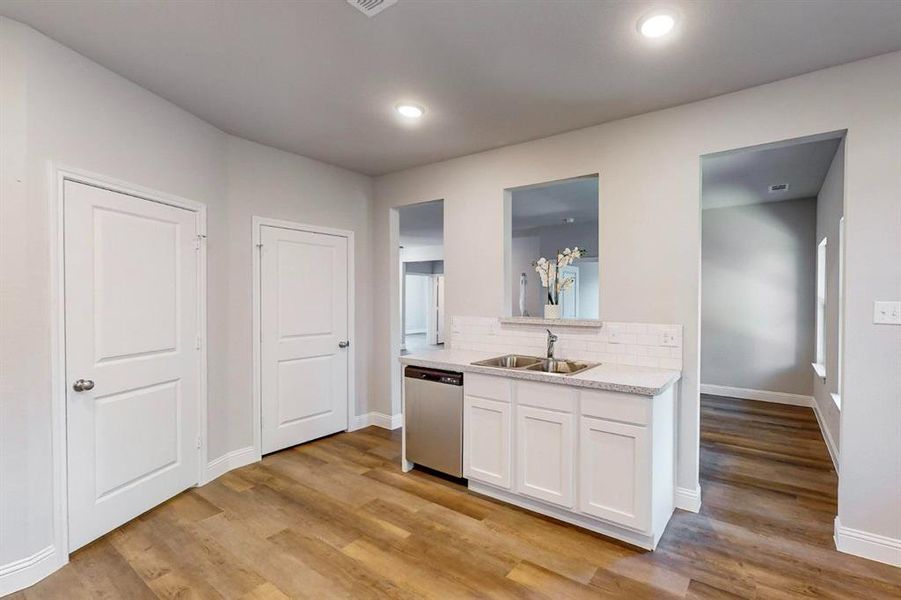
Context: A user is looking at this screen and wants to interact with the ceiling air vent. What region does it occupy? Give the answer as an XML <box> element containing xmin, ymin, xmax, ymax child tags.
<box><xmin>347</xmin><ymin>0</ymin><xmax>397</xmax><ymax>17</ymax></box>
<box><xmin>769</xmin><ymin>183</ymin><xmax>790</xmax><ymax>193</ymax></box>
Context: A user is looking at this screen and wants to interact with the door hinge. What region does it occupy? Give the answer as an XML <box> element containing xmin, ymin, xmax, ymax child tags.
<box><xmin>196</xmin><ymin>435</ymin><xmax>202</xmax><ymax>450</ymax></box>
<box><xmin>194</xmin><ymin>234</ymin><xmax>206</xmax><ymax>250</ymax></box>
<box><xmin>195</xmin><ymin>333</ymin><xmax>202</xmax><ymax>350</ymax></box>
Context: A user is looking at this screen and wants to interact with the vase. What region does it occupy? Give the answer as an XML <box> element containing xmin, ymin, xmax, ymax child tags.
<box><xmin>544</xmin><ymin>304</ymin><xmax>560</xmax><ymax>319</ymax></box>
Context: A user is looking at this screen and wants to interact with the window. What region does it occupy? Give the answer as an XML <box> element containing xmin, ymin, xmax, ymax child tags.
<box><xmin>814</xmin><ymin>237</ymin><xmax>827</xmax><ymax>377</ymax></box>
<box><xmin>834</xmin><ymin>218</ymin><xmax>844</xmax><ymax>408</ymax></box>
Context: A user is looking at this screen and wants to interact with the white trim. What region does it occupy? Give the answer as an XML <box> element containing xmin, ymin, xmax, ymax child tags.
<box><xmin>834</xmin><ymin>517</ymin><xmax>901</xmax><ymax>567</ymax></box>
<box><xmin>470</xmin><ymin>481</ymin><xmax>661</xmax><ymax>550</ymax></box>
<box><xmin>350</xmin><ymin>412</ymin><xmax>403</xmax><ymax>431</ymax></box>
<box><xmin>45</xmin><ymin>164</ymin><xmax>208</xmax><ymax>593</ymax></box>
<box><xmin>700</xmin><ymin>383</ymin><xmax>813</xmax><ymax>407</ymax></box>
<box><xmin>811</xmin><ymin>362</ymin><xmax>826</xmax><ymax>379</ymax></box>
<box><xmin>830</xmin><ymin>392</ymin><xmax>841</xmax><ymax>410</ymax></box>
<box><xmin>252</xmin><ymin>216</ymin><xmax>357</xmax><ymax>458</ymax></box>
<box><xmin>202</xmin><ymin>446</ymin><xmax>260</xmax><ymax>484</ymax></box>
<box><xmin>674</xmin><ymin>486</ymin><xmax>702</xmax><ymax>513</ymax></box>
<box><xmin>0</xmin><ymin>545</ymin><xmax>63</xmax><ymax>597</ymax></box>
<box><xmin>811</xmin><ymin>398</ymin><xmax>840</xmax><ymax>473</ymax></box>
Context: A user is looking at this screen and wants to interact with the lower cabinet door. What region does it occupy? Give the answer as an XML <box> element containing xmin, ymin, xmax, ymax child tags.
<box><xmin>579</xmin><ymin>416</ymin><xmax>650</xmax><ymax>531</ymax></box>
<box><xmin>515</xmin><ymin>406</ymin><xmax>574</xmax><ymax>508</ymax></box>
<box><xmin>464</xmin><ymin>395</ymin><xmax>512</xmax><ymax>488</ymax></box>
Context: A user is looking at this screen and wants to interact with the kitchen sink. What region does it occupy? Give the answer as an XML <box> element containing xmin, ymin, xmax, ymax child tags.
<box><xmin>471</xmin><ymin>354</ymin><xmax>542</xmax><ymax>369</ymax></box>
<box><xmin>471</xmin><ymin>354</ymin><xmax>598</xmax><ymax>376</ymax></box>
<box><xmin>524</xmin><ymin>358</ymin><xmax>595</xmax><ymax>375</ymax></box>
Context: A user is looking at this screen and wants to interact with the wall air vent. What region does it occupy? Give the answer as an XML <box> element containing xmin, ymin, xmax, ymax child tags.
<box><xmin>769</xmin><ymin>183</ymin><xmax>790</xmax><ymax>193</ymax></box>
<box><xmin>347</xmin><ymin>0</ymin><xmax>397</xmax><ymax>17</ymax></box>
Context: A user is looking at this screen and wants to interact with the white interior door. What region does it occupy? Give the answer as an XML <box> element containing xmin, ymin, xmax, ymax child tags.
<box><xmin>260</xmin><ymin>225</ymin><xmax>349</xmax><ymax>454</ymax></box>
<box><xmin>65</xmin><ymin>180</ymin><xmax>201</xmax><ymax>551</ymax></box>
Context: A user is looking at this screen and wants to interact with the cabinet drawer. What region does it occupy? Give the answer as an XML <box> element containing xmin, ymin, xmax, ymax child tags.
<box><xmin>580</xmin><ymin>388</ymin><xmax>649</xmax><ymax>425</ymax></box>
<box><xmin>515</xmin><ymin>380</ymin><xmax>577</xmax><ymax>413</ymax></box>
<box><xmin>465</xmin><ymin>373</ymin><xmax>512</xmax><ymax>403</ymax></box>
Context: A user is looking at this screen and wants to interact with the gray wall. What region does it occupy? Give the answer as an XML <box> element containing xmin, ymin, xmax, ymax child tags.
<box><xmin>702</xmin><ymin>198</ymin><xmax>817</xmax><ymax>396</ymax></box>
<box><xmin>0</xmin><ymin>17</ymin><xmax>374</xmax><ymax>574</ymax></box>
<box><xmin>813</xmin><ymin>139</ymin><xmax>844</xmax><ymax>457</ymax></box>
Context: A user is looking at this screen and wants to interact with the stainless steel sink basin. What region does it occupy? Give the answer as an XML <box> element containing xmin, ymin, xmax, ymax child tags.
<box><xmin>472</xmin><ymin>354</ymin><xmax>542</xmax><ymax>369</ymax></box>
<box><xmin>525</xmin><ymin>358</ymin><xmax>595</xmax><ymax>375</ymax></box>
<box><xmin>471</xmin><ymin>354</ymin><xmax>598</xmax><ymax>376</ymax></box>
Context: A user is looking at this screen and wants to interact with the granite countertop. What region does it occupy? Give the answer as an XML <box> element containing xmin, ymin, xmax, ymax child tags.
<box><xmin>399</xmin><ymin>349</ymin><xmax>680</xmax><ymax>397</ymax></box>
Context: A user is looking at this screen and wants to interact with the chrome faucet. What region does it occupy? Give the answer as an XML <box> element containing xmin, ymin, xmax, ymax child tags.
<box><xmin>546</xmin><ymin>329</ymin><xmax>558</xmax><ymax>360</ymax></box>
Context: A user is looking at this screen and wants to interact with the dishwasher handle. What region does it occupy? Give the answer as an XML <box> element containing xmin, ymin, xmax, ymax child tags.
<box><xmin>404</xmin><ymin>366</ymin><xmax>463</xmax><ymax>386</ymax></box>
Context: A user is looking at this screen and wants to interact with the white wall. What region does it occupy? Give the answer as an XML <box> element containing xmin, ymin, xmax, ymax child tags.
<box><xmin>372</xmin><ymin>50</ymin><xmax>901</xmax><ymax>556</ymax></box>
<box><xmin>701</xmin><ymin>198</ymin><xmax>817</xmax><ymax>396</ymax></box>
<box><xmin>813</xmin><ymin>139</ymin><xmax>845</xmax><ymax>459</ymax></box>
<box><xmin>0</xmin><ymin>17</ymin><xmax>374</xmax><ymax>591</ymax></box>
<box><xmin>404</xmin><ymin>274</ymin><xmax>429</xmax><ymax>333</ymax></box>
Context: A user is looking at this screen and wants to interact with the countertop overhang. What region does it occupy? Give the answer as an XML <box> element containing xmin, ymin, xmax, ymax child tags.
<box><xmin>399</xmin><ymin>349</ymin><xmax>680</xmax><ymax>397</ymax></box>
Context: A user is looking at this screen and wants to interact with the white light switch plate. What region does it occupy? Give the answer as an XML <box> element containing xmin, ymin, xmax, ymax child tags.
<box><xmin>873</xmin><ymin>300</ymin><xmax>901</xmax><ymax>325</ymax></box>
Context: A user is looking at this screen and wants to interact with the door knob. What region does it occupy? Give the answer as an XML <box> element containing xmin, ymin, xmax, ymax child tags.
<box><xmin>338</xmin><ymin>340</ymin><xmax>350</xmax><ymax>348</ymax></box>
<box><xmin>72</xmin><ymin>379</ymin><xmax>94</xmax><ymax>392</ymax></box>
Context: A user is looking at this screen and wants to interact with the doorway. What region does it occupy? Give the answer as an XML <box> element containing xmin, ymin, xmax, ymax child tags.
<box><xmin>397</xmin><ymin>200</ymin><xmax>445</xmax><ymax>355</ymax></box>
<box><xmin>700</xmin><ymin>131</ymin><xmax>845</xmax><ymax>472</ymax></box>
<box><xmin>253</xmin><ymin>218</ymin><xmax>355</xmax><ymax>455</ymax></box>
<box><xmin>61</xmin><ymin>175</ymin><xmax>206</xmax><ymax>552</ymax></box>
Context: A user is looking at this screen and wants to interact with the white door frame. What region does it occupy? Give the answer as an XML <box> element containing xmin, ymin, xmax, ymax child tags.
<box><xmin>49</xmin><ymin>164</ymin><xmax>208</xmax><ymax>563</ymax></box>
<box><xmin>251</xmin><ymin>216</ymin><xmax>356</xmax><ymax>456</ymax></box>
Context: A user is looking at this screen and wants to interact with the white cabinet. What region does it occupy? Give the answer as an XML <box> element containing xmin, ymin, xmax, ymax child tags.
<box><xmin>464</xmin><ymin>385</ymin><xmax>512</xmax><ymax>488</ymax></box>
<box><xmin>516</xmin><ymin>405</ymin><xmax>574</xmax><ymax>508</ymax></box>
<box><xmin>579</xmin><ymin>416</ymin><xmax>649</xmax><ymax>531</ymax></box>
<box><xmin>462</xmin><ymin>372</ymin><xmax>675</xmax><ymax>550</ymax></box>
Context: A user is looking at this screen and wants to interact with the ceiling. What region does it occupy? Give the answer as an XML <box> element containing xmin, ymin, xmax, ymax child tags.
<box><xmin>399</xmin><ymin>199</ymin><xmax>442</xmax><ymax>247</ymax></box>
<box><xmin>512</xmin><ymin>176</ymin><xmax>598</xmax><ymax>232</ymax></box>
<box><xmin>3</xmin><ymin>2</ymin><xmax>900</xmax><ymax>176</ymax></box>
<box><xmin>702</xmin><ymin>137</ymin><xmax>841</xmax><ymax>210</ymax></box>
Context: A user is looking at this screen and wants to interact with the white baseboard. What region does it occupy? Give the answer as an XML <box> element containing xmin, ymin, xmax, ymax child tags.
<box><xmin>203</xmin><ymin>446</ymin><xmax>259</xmax><ymax>484</ymax></box>
<box><xmin>0</xmin><ymin>545</ymin><xmax>63</xmax><ymax>597</ymax></box>
<box><xmin>674</xmin><ymin>486</ymin><xmax>702</xmax><ymax>513</ymax></box>
<box><xmin>700</xmin><ymin>383</ymin><xmax>813</xmax><ymax>407</ymax></box>
<box><xmin>471</xmin><ymin>481</ymin><xmax>660</xmax><ymax>550</ymax></box>
<box><xmin>835</xmin><ymin>517</ymin><xmax>901</xmax><ymax>567</ymax></box>
<box><xmin>350</xmin><ymin>411</ymin><xmax>403</xmax><ymax>431</ymax></box>
<box><xmin>810</xmin><ymin>398</ymin><xmax>839</xmax><ymax>473</ymax></box>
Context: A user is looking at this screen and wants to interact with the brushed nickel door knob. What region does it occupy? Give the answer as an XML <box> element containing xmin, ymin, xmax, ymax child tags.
<box><xmin>72</xmin><ymin>379</ymin><xmax>95</xmax><ymax>392</ymax></box>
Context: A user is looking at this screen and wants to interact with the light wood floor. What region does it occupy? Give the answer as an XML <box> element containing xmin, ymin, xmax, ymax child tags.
<box><xmin>10</xmin><ymin>395</ymin><xmax>901</xmax><ymax>599</ymax></box>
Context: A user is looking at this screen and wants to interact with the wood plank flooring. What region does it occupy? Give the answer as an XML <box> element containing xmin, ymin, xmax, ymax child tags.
<box><xmin>10</xmin><ymin>395</ymin><xmax>901</xmax><ymax>599</ymax></box>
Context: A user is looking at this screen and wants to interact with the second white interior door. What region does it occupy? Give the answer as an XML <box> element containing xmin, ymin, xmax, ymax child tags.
<box><xmin>260</xmin><ymin>225</ymin><xmax>349</xmax><ymax>454</ymax></box>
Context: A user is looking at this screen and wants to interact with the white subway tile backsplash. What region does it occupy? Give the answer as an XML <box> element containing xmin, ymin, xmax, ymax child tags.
<box><xmin>448</xmin><ymin>315</ymin><xmax>682</xmax><ymax>371</ymax></box>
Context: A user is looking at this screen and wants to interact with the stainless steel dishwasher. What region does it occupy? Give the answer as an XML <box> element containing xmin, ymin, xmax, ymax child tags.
<box><xmin>404</xmin><ymin>366</ymin><xmax>464</xmax><ymax>477</ymax></box>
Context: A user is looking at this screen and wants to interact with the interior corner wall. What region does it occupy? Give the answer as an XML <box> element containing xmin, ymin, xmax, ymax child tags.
<box><xmin>372</xmin><ymin>50</ymin><xmax>901</xmax><ymax>551</ymax></box>
<box><xmin>813</xmin><ymin>139</ymin><xmax>845</xmax><ymax>458</ymax></box>
<box><xmin>0</xmin><ymin>17</ymin><xmax>374</xmax><ymax>591</ymax></box>
<box><xmin>701</xmin><ymin>198</ymin><xmax>817</xmax><ymax>396</ymax></box>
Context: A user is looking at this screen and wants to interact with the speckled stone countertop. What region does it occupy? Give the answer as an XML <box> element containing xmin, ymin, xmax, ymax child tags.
<box><xmin>399</xmin><ymin>349</ymin><xmax>680</xmax><ymax>397</ymax></box>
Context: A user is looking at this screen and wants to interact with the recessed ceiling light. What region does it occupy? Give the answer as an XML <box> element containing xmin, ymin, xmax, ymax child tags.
<box><xmin>638</xmin><ymin>11</ymin><xmax>676</xmax><ymax>39</ymax></box>
<box><xmin>396</xmin><ymin>103</ymin><xmax>425</xmax><ymax>119</ymax></box>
